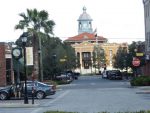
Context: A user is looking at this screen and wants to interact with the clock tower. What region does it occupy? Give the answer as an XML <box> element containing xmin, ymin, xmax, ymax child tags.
<box><xmin>78</xmin><ymin>7</ymin><xmax>93</xmax><ymax>34</ymax></box>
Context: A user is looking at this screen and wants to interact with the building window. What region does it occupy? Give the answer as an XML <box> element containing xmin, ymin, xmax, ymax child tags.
<box><xmin>83</xmin><ymin>52</ymin><xmax>89</xmax><ymax>58</ymax></box>
<box><xmin>79</xmin><ymin>22</ymin><xmax>82</xmax><ymax>29</ymax></box>
<box><xmin>6</xmin><ymin>58</ymin><xmax>11</xmax><ymax>85</ymax></box>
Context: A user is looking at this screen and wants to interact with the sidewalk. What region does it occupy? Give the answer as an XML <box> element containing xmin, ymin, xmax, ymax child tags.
<box><xmin>135</xmin><ymin>86</ymin><xmax>150</xmax><ymax>94</ymax></box>
<box><xmin>0</xmin><ymin>103</ymin><xmax>39</xmax><ymax>108</ymax></box>
<box><xmin>0</xmin><ymin>98</ymin><xmax>40</xmax><ymax>108</ymax></box>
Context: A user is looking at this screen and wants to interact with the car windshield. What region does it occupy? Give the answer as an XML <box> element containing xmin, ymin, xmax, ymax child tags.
<box><xmin>37</xmin><ymin>81</ymin><xmax>48</xmax><ymax>87</ymax></box>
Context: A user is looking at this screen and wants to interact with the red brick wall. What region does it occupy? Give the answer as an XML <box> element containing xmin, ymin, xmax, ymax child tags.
<box><xmin>141</xmin><ymin>61</ymin><xmax>150</xmax><ymax>76</ymax></box>
<box><xmin>0</xmin><ymin>43</ymin><xmax>6</xmax><ymax>86</ymax></box>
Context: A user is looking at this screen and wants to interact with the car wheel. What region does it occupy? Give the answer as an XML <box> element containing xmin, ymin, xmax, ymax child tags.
<box><xmin>0</xmin><ymin>92</ymin><xmax>8</xmax><ymax>100</ymax></box>
<box><xmin>36</xmin><ymin>91</ymin><xmax>45</xmax><ymax>99</ymax></box>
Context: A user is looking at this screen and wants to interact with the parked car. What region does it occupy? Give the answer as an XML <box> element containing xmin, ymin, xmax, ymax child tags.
<box><xmin>56</xmin><ymin>72</ymin><xmax>73</xmax><ymax>82</ymax></box>
<box><xmin>0</xmin><ymin>81</ymin><xmax>56</xmax><ymax>100</ymax></box>
<box><xmin>102</xmin><ymin>70</ymin><xmax>111</xmax><ymax>78</ymax></box>
<box><xmin>56</xmin><ymin>71</ymin><xmax>80</xmax><ymax>82</ymax></box>
<box><xmin>72</xmin><ymin>72</ymin><xmax>80</xmax><ymax>80</ymax></box>
<box><xmin>66</xmin><ymin>71</ymin><xmax>80</xmax><ymax>80</ymax></box>
<box><xmin>107</xmin><ymin>70</ymin><xmax>122</xmax><ymax>80</ymax></box>
<box><xmin>0</xmin><ymin>85</ymin><xmax>14</xmax><ymax>100</ymax></box>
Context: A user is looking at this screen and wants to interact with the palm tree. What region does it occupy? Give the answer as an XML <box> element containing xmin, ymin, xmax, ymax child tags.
<box><xmin>15</xmin><ymin>8</ymin><xmax>55</xmax><ymax>81</ymax></box>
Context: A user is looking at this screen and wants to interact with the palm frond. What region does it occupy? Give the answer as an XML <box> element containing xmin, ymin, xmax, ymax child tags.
<box><xmin>19</xmin><ymin>13</ymin><xmax>27</xmax><ymax>19</ymax></box>
<box><xmin>39</xmin><ymin>10</ymin><xmax>48</xmax><ymax>21</ymax></box>
<box><xmin>46</xmin><ymin>20</ymin><xmax>55</xmax><ymax>27</ymax></box>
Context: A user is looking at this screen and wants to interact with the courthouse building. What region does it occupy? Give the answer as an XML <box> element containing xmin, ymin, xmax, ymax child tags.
<box><xmin>64</xmin><ymin>7</ymin><xmax>128</xmax><ymax>73</ymax></box>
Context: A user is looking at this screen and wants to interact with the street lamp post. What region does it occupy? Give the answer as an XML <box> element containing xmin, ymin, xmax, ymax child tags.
<box><xmin>52</xmin><ymin>54</ymin><xmax>56</xmax><ymax>79</ymax></box>
<box><xmin>21</xmin><ymin>32</ymin><xmax>28</xmax><ymax>104</ymax></box>
<box><xmin>64</xmin><ymin>56</ymin><xmax>67</xmax><ymax>79</ymax></box>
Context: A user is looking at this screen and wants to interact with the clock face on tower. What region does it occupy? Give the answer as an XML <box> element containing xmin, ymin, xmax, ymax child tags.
<box><xmin>12</xmin><ymin>48</ymin><xmax>22</xmax><ymax>59</ymax></box>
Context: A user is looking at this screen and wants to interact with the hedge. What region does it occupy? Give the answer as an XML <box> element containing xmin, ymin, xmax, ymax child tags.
<box><xmin>130</xmin><ymin>76</ymin><xmax>150</xmax><ymax>86</ymax></box>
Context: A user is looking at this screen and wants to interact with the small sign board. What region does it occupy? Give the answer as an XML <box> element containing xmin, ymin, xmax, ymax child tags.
<box><xmin>60</xmin><ymin>59</ymin><xmax>66</xmax><ymax>62</ymax></box>
<box><xmin>136</xmin><ymin>53</ymin><xmax>144</xmax><ymax>57</ymax></box>
<box><xmin>26</xmin><ymin>47</ymin><xmax>33</xmax><ymax>66</ymax></box>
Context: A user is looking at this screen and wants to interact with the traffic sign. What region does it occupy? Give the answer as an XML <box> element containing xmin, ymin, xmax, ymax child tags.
<box><xmin>60</xmin><ymin>59</ymin><xmax>66</xmax><ymax>62</ymax></box>
<box><xmin>132</xmin><ymin>58</ymin><xmax>140</xmax><ymax>67</ymax></box>
<box><xmin>136</xmin><ymin>53</ymin><xmax>144</xmax><ymax>57</ymax></box>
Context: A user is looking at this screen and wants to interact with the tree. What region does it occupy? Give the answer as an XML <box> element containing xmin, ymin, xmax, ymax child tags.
<box><xmin>15</xmin><ymin>8</ymin><xmax>55</xmax><ymax>81</ymax></box>
<box><xmin>128</xmin><ymin>41</ymin><xmax>145</xmax><ymax>76</ymax></box>
<box><xmin>113</xmin><ymin>46</ymin><xmax>128</xmax><ymax>70</ymax></box>
<box><xmin>93</xmin><ymin>45</ymin><xmax>106</xmax><ymax>73</ymax></box>
<box><xmin>41</xmin><ymin>37</ymin><xmax>76</xmax><ymax>80</ymax></box>
<box><xmin>113</xmin><ymin>41</ymin><xmax>145</xmax><ymax>72</ymax></box>
<box><xmin>63</xmin><ymin>42</ymin><xmax>76</xmax><ymax>71</ymax></box>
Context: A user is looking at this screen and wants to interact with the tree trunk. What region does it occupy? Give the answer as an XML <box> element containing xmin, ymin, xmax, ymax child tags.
<box><xmin>32</xmin><ymin>34</ymin><xmax>39</xmax><ymax>80</ymax></box>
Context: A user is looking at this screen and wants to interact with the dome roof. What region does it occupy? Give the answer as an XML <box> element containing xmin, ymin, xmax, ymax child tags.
<box><xmin>78</xmin><ymin>7</ymin><xmax>93</xmax><ymax>21</ymax></box>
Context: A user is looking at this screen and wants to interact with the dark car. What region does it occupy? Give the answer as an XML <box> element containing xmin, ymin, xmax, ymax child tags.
<box><xmin>56</xmin><ymin>71</ymin><xmax>79</xmax><ymax>82</ymax></box>
<box><xmin>72</xmin><ymin>72</ymin><xmax>80</xmax><ymax>80</ymax></box>
<box><xmin>0</xmin><ymin>85</ymin><xmax>14</xmax><ymax>100</ymax></box>
<box><xmin>56</xmin><ymin>72</ymin><xmax>73</xmax><ymax>83</ymax></box>
<box><xmin>107</xmin><ymin>70</ymin><xmax>122</xmax><ymax>80</ymax></box>
<box><xmin>0</xmin><ymin>81</ymin><xmax>56</xmax><ymax>100</ymax></box>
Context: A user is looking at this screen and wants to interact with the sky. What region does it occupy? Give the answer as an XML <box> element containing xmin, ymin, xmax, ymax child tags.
<box><xmin>0</xmin><ymin>0</ymin><xmax>145</xmax><ymax>44</ymax></box>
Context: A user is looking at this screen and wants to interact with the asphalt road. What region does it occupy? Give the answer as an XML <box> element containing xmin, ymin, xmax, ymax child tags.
<box><xmin>0</xmin><ymin>75</ymin><xmax>150</xmax><ymax>113</ymax></box>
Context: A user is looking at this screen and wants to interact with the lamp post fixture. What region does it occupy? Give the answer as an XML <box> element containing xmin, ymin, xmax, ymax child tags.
<box><xmin>21</xmin><ymin>32</ymin><xmax>28</xmax><ymax>104</ymax></box>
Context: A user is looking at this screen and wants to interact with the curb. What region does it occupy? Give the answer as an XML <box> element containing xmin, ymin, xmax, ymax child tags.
<box><xmin>135</xmin><ymin>86</ymin><xmax>150</xmax><ymax>94</ymax></box>
<box><xmin>136</xmin><ymin>90</ymin><xmax>150</xmax><ymax>94</ymax></box>
<box><xmin>136</xmin><ymin>86</ymin><xmax>150</xmax><ymax>89</ymax></box>
<box><xmin>0</xmin><ymin>103</ymin><xmax>39</xmax><ymax>108</ymax></box>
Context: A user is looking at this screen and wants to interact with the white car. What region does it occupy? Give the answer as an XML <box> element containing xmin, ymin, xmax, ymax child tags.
<box><xmin>102</xmin><ymin>70</ymin><xmax>111</xmax><ymax>78</ymax></box>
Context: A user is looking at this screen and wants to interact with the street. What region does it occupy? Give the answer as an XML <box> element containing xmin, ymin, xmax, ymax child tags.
<box><xmin>0</xmin><ymin>75</ymin><xmax>150</xmax><ymax>113</ymax></box>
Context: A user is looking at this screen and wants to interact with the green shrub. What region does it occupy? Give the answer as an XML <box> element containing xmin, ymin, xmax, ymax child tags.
<box><xmin>55</xmin><ymin>80</ymin><xmax>71</xmax><ymax>85</ymax></box>
<box><xmin>130</xmin><ymin>76</ymin><xmax>150</xmax><ymax>86</ymax></box>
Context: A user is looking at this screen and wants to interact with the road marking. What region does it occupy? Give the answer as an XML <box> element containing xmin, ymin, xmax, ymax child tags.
<box><xmin>46</xmin><ymin>90</ymin><xmax>70</xmax><ymax>106</ymax></box>
<box><xmin>30</xmin><ymin>90</ymin><xmax>70</xmax><ymax>113</ymax></box>
<box><xmin>30</xmin><ymin>108</ymin><xmax>43</xmax><ymax>113</ymax></box>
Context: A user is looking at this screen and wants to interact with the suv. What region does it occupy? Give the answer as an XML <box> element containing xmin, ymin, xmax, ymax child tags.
<box><xmin>107</xmin><ymin>70</ymin><xmax>122</xmax><ymax>80</ymax></box>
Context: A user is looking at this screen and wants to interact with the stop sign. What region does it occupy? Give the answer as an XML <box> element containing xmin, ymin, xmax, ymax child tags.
<box><xmin>132</xmin><ymin>58</ymin><xmax>140</xmax><ymax>66</ymax></box>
